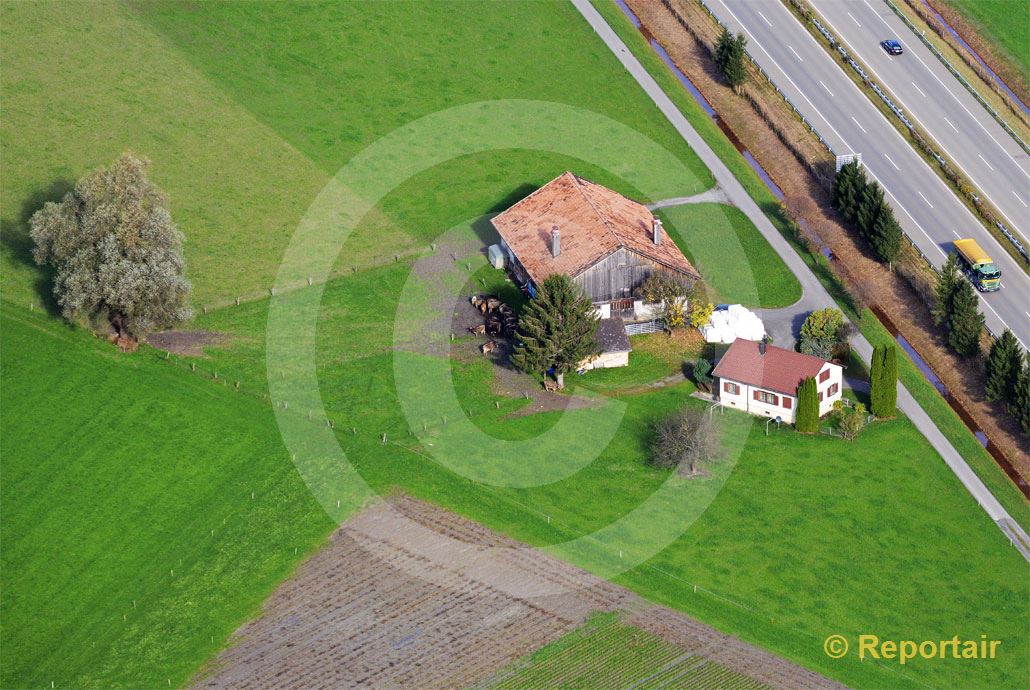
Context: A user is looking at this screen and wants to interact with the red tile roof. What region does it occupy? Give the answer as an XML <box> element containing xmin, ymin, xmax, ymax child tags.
<box><xmin>490</xmin><ymin>172</ymin><xmax>699</xmax><ymax>285</ymax></box>
<box><xmin>712</xmin><ymin>338</ymin><xmax>833</xmax><ymax>396</ymax></box>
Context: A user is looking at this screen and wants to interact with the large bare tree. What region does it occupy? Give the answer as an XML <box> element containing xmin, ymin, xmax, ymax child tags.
<box><xmin>30</xmin><ymin>153</ymin><xmax>191</xmax><ymax>342</ymax></box>
<box><xmin>650</xmin><ymin>407</ymin><xmax>721</xmax><ymax>476</ymax></box>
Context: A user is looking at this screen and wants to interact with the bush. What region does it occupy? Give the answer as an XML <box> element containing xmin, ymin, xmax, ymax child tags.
<box><xmin>870</xmin><ymin>344</ymin><xmax>898</xmax><ymax>418</ymax></box>
<box><xmin>833</xmin><ymin>400</ymin><xmax>868</xmax><ymax>440</ymax></box>
<box><xmin>693</xmin><ymin>357</ymin><xmax>713</xmax><ymax>390</ymax></box>
<box><xmin>795</xmin><ymin>377</ymin><xmax>819</xmax><ymax>433</ymax></box>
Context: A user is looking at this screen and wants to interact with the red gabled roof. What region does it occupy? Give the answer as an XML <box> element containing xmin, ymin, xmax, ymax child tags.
<box><xmin>712</xmin><ymin>338</ymin><xmax>833</xmax><ymax>396</ymax></box>
<box><xmin>489</xmin><ymin>172</ymin><xmax>699</xmax><ymax>285</ymax></box>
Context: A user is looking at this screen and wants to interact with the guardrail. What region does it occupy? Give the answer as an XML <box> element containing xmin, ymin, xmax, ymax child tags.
<box><xmin>883</xmin><ymin>0</ymin><xmax>1030</xmax><ymax>157</ymax></box>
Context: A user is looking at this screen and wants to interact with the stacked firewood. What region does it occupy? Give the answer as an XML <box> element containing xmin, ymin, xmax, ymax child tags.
<box><xmin>469</xmin><ymin>294</ymin><xmax>517</xmax><ymax>354</ymax></box>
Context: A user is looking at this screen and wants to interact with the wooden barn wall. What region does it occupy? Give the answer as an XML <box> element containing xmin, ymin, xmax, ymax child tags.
<box><xmin>574</xmin><ymin>248</ymin><xmax>678</xmax><ymax>303</ymax></box>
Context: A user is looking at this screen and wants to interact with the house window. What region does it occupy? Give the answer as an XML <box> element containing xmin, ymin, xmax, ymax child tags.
<box><xmin>819</xmin><ymin>369</ymin><xmax>831</xmax><ymax>383</ymax></box>
<box><xmin>753</xmin><ymin>389</ymin><xmax>778</xmax><ymax>406</ymax></box>
<box><xmin>782</xmin><ymin>397</ymin><xmax>792</xmax><ymax>410</ymax></box>
<box><xmin>723</xmin><ymin>381</ymin><xmax>740</xmax><ymax>395</ymax></box>
<box><xmin>818</xmin><ymin>391</ymin><xmax>824</xmax><ymax>402</ymax></box>
<box><xmin>827</xmin><ymin>383</ymin><xmax>839</xmax><ymax>396</ymax></box>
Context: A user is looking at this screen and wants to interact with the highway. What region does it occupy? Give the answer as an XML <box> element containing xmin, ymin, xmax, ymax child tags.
<box><xmin>703</xmin><ymin>0</ymin><xmax>1030</xmax><ymax>347</ymax></box>
<box><xmin>809</xmin><ymin>0</ymin><xmax>1030</xmax><ymax>241</ymax></box>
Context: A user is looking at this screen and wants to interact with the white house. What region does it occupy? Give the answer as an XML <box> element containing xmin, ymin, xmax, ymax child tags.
<box><xmin>711</xmin><ymin>338</ymin><xmax>843</xmax><ymax>424</ymax></box>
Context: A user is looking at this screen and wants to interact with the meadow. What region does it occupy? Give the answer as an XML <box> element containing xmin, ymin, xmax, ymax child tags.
<box><xmin>945</xmin><ymin>0</ymin><xmax>1030</xmax><ymax>80</ymax></box>
<box><xmin>3</xmin><ymin>0</ymin><xmax>1028</xmax><ymax>688</ymax></box>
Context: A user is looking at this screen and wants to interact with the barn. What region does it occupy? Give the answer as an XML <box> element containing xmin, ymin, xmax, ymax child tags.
<box><xmin>490</xmin><ymin>171</ymin><xmax>700</xmax><ymax>322</ymax></box>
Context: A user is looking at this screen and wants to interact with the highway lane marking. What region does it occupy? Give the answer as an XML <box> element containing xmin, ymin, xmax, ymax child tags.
<box><xmin>943</xmin><ymin>116</ymin><xmax>959</xmax><ymax>132</ymax></box>
<box><xmin>1013</xmin><ymin>190</ymin><xmax>1028</xmax><ymax>207</ymax></box>
<box><xmin>977</xmin><ymin>154</ymin><xmax>995</xmax><ymax>171</ymax></box>
<box><xmin>884</xmin><ymin>153</ymin><xmax>900</xmax><ymax>170</ymax></box>
<box><xmin>911</xmin><ymin>81</ymin><xmax>927</xmax><ymax>98</ymax></box>
<box><xmin>819</xmin><ymin>80</ymin><xmax>834</xmax><ymax>97</ymax></box>
<box><xmin>918</xmin><ymin>191</ymin><xmax>934</xmax><ymax>208</ymax></box>
<box><xmin>951</xmin><ymin>230</ymin><xmax>961</xmax><ymax>238</ymax></box>
<box><xmin>788</xmin><ymin>45</ymin><xmax>804</xmax><ymax>62</ymax></box>
<box><xmin>748</xmin><ymin>0</ymin><xmax>1026</xmax><ymax>348</ymax></box>
<box><xmin>851</xmin><ymin>116</ymin><xmax>866</xmax><ymax>133</ymax></box>
<box><xmin>846</xmin><ymin>11</ymin><xmax>861</xmax><ymax>27</ymax></box>
<box><xmin>756</xmin><ymin>10</ymin><xmax>773</xmax><ymax>27</ymax></box>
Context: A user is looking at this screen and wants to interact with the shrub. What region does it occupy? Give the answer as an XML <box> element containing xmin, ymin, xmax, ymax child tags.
<box><xmin>650</xmin><ymin>407</ymin><xmax>722</xmax><ymax>475</ymax></box>
<box><xmin>795</xmin><ymin>377</ymin><xmax>819</xmax><ymax>433</ymax></box>
<box><xmin>870</xmin><ymin>344</ymin><xmax>898</xmax><ymax>418</ymax></box>
<box><xmin>833</xmin><ymin>400</ymin><xmax>868</xmax><ymax>440</ymax></box>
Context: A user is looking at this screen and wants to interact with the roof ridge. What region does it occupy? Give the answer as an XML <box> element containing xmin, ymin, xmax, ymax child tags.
<box><xmin>568</xmin><ymin>172</ymin><xmax>626</xmax><ymax>249</ymax></box>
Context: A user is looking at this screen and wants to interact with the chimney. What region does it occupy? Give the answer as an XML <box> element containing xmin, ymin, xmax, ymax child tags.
<box><xmin>758</xmin><ymin>340</ymin><xmax>767</xmax><ymax>355</ymax></box>
<box><xmin>551</xmin><ymin>226</ymin><xmax>560</xmax><ymax>257</ymax></box>
<box><xmin>652</xmin><ymin>218</ymin><xmax>662</xmax><ymax>246</ymax></box>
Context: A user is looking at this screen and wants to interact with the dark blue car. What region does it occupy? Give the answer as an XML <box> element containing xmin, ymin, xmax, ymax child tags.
<box><xmin>880</xmin><ymin>39</ymin><xmax>903</xmax><ymax>55</ymax></box>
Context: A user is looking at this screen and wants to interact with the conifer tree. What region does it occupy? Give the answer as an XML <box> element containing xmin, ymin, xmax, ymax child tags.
<box><xmin>715</xmin><ymin>28</ymin><xmax>748</xmax><ymax>92</ymax></box>
<box><xmin>856</xmin><ymin>180</ymin><xmax>884</xmax><ymax>237</ymax></box>
<box><xmin>831</xmin><ymin>161</ymin><xmax>861</xmax><ymax>221</ymax></box>
<box><xmin>1010</xmin><ymin>356</ymin><xmax>1030</xmax><ymax>434</ymax></box>
<box><xmin>795</xmin><ymin>377</ymin><xmax>820</xmax><ymax>433</ymax></box>
<box><xmin>511</xmin><ymin>274</ymin><xmax>600</xmax><ymax>389</ymax></box>
<box><xmin>932</xmin><ymin>252</ymin><xmax>961</xmax><ymax>327</ymax></box>
<box><xmin>945</xmin><ymin>278</ymin><xmax>985</xmax><ymax>357</ymax></box>
<box><xmin>985</xmin><ymin>329</ymin><xmax>1021</xmax><ymax>403</ymax></box>
<box><xmin>870</xmin><ymin>344</ymin><xmax>897</xmax><ymax>418</ymax></box>
<box><xmin>869</xmin><ymin>208</ymin><xmax>903</xmax><ymax>265</ymax></box>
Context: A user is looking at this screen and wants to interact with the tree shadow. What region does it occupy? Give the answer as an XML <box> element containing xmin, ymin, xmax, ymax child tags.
<box><xmin>488</xmin><ymin>183</ymin><xmax>538</xmax><ymax>214</ymax></box>
<box><xmin>0</xmin><ymin>178</ymin><xmax>74</xmax><ymax>312</ymax></box>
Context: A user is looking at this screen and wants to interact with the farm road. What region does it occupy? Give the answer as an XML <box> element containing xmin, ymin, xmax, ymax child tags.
<box><xmin>190</xmin><ymin>497</ymin><xmax>844</xmax><ymax>689</ymax></box>
<box><xmin>571</xmin><ymin>0</ymin><xmax>1030</xmax><ymax>560</ymax></box>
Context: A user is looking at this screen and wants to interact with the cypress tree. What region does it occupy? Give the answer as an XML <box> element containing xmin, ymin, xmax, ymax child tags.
<box><xmin>795</xmin><ymin>377</ymin><xmax>820</xmax><ymax>433</ymax></box>
<box><xmin>510</xmin><ymin>274</ymin><xmax>600</xmax><ymax>389</ymax></box>
<box><xmin>985</xmin><ymin>330</ymin><xmax>1022</xmax><ymax>403</ymax></box>
<box><xmin>870</xmin><ymin>344</ymin><xmax>897</xmax><ymax>418</ymax></box>
<box><xmin>1010</xmin><ymin>356</ymin><xmax>1030</xmax><ymax>434</ymax></box>
<box><xmin>932</xmin><ymin>252</ymin><xmax>961</xmax><ymax>327</ymax></box>
<box><xmin>945</xmin><ymin>279</ymin><xmax>985</xmax><ymax>357</ymax></box>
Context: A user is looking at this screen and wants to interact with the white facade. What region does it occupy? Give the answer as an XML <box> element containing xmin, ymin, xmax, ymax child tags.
<box><xmin>580</xmin><ymin>350</ymin><xmax>630</xmax><ymax>370</ymax></box>
<box><xmin>717</xmin><ymin>362</ymin><xmax>843</xmax><ymax>424</ymax></box>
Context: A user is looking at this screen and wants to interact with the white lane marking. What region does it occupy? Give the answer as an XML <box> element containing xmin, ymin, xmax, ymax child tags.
<box><xmin>918</xmin><ymin>191</ymin><xmax>934</xmax><ymax>208</ymax></box>
<box><xmin>911</xmin><ymin>81</ymin><xmax>927</xmax><ymax>98</ymax></box>
<box><xmin>788</xmin><ymin>45</ymin><xmax>804</xmax><ymax>62</ymax></box>
<box><xmin>851</xmin><ymin>116</ymin><xmax>867</xmax><ymax>133</ymax></box>
<box><xmin>756</xmin><ymin>10</ymin><xmax>772</xmax><ymax>27</ymax></box>
<box><xmin>884</xmin><ymin>153</ymin><xmax>900</xmax><ymax>170</ymax></box>
<box><xmin>943</xmin><ymin>116</ymin><xmax>959</xmax><ymax>132</ymax></box>
<box><xmin>977</xmin><ymin>154</ymin><xmax>995</xmax><ymax>171</ymax></box>
<box><xmin>847</xmin><ymin>11</ymin><xmax>861</xmax><ymax>27</ymax></box>
<box><xmin>952</xmin><ymin>230</ymin><xmax>961</xmax><ymax>238</ymax></box>
<box><xmin>819</xmin><ymin>80</ymin><xmax>834</xmax><ymax>97</ymax></box>
<box><xmin>1013</xmin><ymin>190</ymin><xmax>1029</xmax><ymax>207</ymax></box>
<box><xmin>742</xmin><ymin>0</ymin><xmax>1026</xmax><ymax>349</ymax></box>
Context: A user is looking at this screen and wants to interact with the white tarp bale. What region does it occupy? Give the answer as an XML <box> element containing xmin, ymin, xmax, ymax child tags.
<box><xmin>701</xmin><ymin>304</ymin><xmax>765</xmax><ymax>343</ymax></box>
<box><xmin>487</xmin><ymin>244</ymin><xmax>506</xmax><ymax>269</ymax></box>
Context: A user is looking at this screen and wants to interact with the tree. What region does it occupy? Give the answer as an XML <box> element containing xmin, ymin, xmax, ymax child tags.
<box><xmin>799</xmin><ymin>308</ymin><xmax>847</xmax><ymax>359</ymax></box>
<box><xmin>855</xmin><ymin>179</ymin><xmax>884</xmax><ymax>236</ymax></box>
<box><xmin>650</xmin><ymin>407</ymin><xmax>721</xmax><ymax>475</ymax></box>
<box><xmin>715</xmin><ymin>28</ymin><xmax>748</xmax><ymax>93</ymax></box>
<box><xmin>795</xmin><ymin>377</ymin><xmax>820</xmax><ymax>433</ymax></box>
<box><xmin>798</xmin><ymin>336</ymin><xmax>833</xmax><ymax>360</ymax></box>
<box><xmin>945</xmin><ymin>279</ymin><xmax>985</xmax><ymax>357</ymax></box>
<box><xmin>869</xmin><ymin>208</ymin><xmax>903</xmax><ymax>265</ymax></box>
<box><xmin>1010</xmin><ymin>356</ymin><xmax>1030</xmax><ymax>434</ymax></box>
<box><xmin>833</xmin><ymin>400</ymin><xmax>868</xmax><ymax>440</ymax></box>
<box><xmin>638</xmin><ymin>272</ymin><xmax>694</xmax><ymax>331</ymax></box>
<box><xmin>985</xmin><ymin>330</ymin><xmax>1022</xmax><ymax>404</ymax></box>
<box><xmin>511</xmin><ymin>274</ymin><xmax>600</xmax><ymax>389</ymax></box>
<box><xmin>831</xmin><ymin>160</ymin><xmax>865</xmax><ymax>222</ymax></box>
<box><xmin>29</xmin><ymin>152</ymin><xmax>191</xmax><ymax>341</ymax></box>
<box><xmin>693</xmin><ymin>356</ymin><xmax>713</xmax><ymax>391</ymax></box>
<box><xmin>932</xmin><ymin>252</ymin><xmax>961</xmax><ymax>327</ymax></box>
<box><xmin>869</xmin><ymin>344</ymin><xmax>897</xmax><ymax>418</ymax></box>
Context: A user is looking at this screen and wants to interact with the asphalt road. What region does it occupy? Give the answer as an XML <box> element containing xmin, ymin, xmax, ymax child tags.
<box><xmin>570</xmin><ymin>0</ymin><xmax>1030</xmax><ymax>560</ymax></box>
<box><xmin>810</xmin><ymin>0</ymin><xmax>1030</xmax><ymax>240</ymax></box>
<box><xmin>704</xmin><ymin>0</ymin><xmax>1030</xmax><ymax>348</ymax></box>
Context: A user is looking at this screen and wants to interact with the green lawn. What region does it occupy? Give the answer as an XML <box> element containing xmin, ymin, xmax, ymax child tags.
<box><xmin>0</xmin><ymin>303</ymin><xmax>334</xmax><ymax>689</ymax></box>
<box><xmin>944</xmin><ymin>0</ymin><xmax>1030</xmax><ymax>82</ymax></box>
<box><xmin>660</xmin><ymin>203</ymin><xmax>801</xmax><ymax>308</ymax></box>
<box><xmin>482</xmin><ymin>612</ymin><xmax>767</xmax><ymax>689</ymax></box>
<box><xmin>0</xmin><ymin>0</ymin><xmax>714</xmax><ymax>308</ymax></box>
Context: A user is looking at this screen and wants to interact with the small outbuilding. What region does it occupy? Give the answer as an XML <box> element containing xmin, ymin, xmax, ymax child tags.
<box><xmin>712</xmin><ymin>338</ymin><xmax>843</xmax><ymax>423</ymax></box>
<box><xmin>579</xmin><ymin>317</ymin><xmax>632</xmax><ymax>370</ymax></box>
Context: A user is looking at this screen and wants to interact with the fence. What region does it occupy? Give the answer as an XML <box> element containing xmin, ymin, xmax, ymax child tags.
<box><xmin>624</xmin><ymin>319</ymin><xmax>664</xmax><ymax>335</ymax></box>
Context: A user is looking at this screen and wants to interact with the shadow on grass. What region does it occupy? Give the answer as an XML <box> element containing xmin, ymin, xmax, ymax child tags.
<box><xmin>0</xmin><ymin>178</ymin><xmax>73</xmax><ymax>312</ymax></box>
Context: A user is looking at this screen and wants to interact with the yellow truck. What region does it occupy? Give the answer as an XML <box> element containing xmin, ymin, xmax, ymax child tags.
<box><xmin>953</xmin><ymin>238</ymin><xmax>1001</xmax><ymax>292</ymax></box>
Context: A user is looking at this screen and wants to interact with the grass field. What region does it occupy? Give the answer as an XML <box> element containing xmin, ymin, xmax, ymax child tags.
<box><xmin>4</xmin><ymin>0</ymin><xmax>1029</xmax><ymax>688</ymax></box>
<box><xmin>944</xmin><ymin>0</ymin><xmax>1030</xmax><ymax>80</ymax></box>
<box><xmin>0</xmin><ymin>0</ymin><xmax>715</xmax><ymax>308</ymax></box>
<box><xmin>480</xmin><ymin>612</ymin><xmax>767</xmax><ymax>689</ymax></box>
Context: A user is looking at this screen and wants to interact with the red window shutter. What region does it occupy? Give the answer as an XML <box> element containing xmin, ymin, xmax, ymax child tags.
<box><xmin>819</xmin><ymin>369</ymin><xmax>830</xmax><ymax>383</ymax></box>
<box><xmin>818</xmin><ymin>391</ymin><xmax>823</xmax><ymax>401</ymax></box>
<box><xmin>753</xmin><ymin>389</ymin><xmax>761</xmax><ymax>401</ymax></box>
<box><xmin>783</xmin><ymin>397</ymin><xmax>792</xmax><ymax>409</ymax></box>
<box><xmin>724</xmin><ymin>381</ymin><xmax>732</xmax><ymax>393</ymax></box>
<box><xmin>770</xmin><ymin>394</ymin><xmax>779</xmax><ymax>406</ymax></box>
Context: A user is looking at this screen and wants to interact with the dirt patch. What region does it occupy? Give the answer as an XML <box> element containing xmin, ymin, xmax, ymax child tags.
<box><xmin>629</xmin><ymin>0</ymin><xmax>1028</xmax><ymax>480</ymax></box>
<box><xmin>190</xmin><ymin>497</ymin><xmax>843</xmax><ymax>690</ymax></box>
<box><xmin>145</xmin><ymin>330</ymin><xmax>227</xmax><ymax>357</ymax></box>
